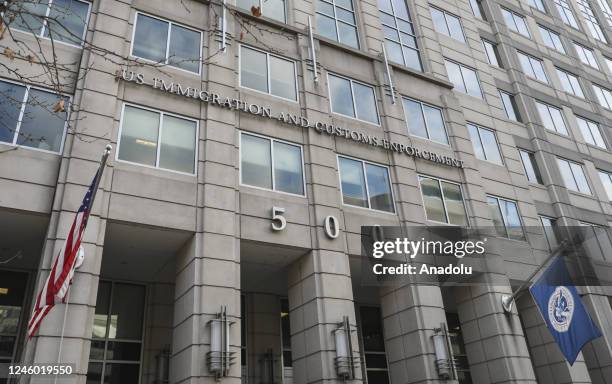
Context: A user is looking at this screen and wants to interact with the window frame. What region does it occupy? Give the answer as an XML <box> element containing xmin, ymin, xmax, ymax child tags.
<box><xmin>444</xmin><ymin>59</ymin><xmax>484</xmax><ymax>99</ymax></box>
<box><xmin>237</xmin><ymin>0</ymin><xmax>287</xmax><ymax>23</ymax></box>
<box><xmin>539</xmin><ymin>215</ymin><xmax>559</xmax><ymax>250</ymax></box>
<box><xmin>576</xmin><ymin>115</ymin><xmax>607</xmax><ymax>148</ymax></box>
<box><xmin>327</xmin><ymin>72</ymin><xmax>381</xmax><ymax>125</ymax></box>
<box><xmin>573</xmin><ymin>42</ymin><xmax>599</xmax><ymax>69</ymax></box>
<box><xmin>598</xmin><ymin>169</ymin><xmax>612</xmax><ymax>200</ymax></box>
<box><xmin>400</xmin><ymin>96</ymin><xmax>449</xmax><ymax>145</ymax></box>
<box><xmin>3</xmin><ymin>0</ymin><xmax>92</xmax><ymax>48</ymax></box>
<box><xmin>316</xmin><ymin>0</ymin><xmax>360</xmax><ymax>48</ymax></box>
<box><xmin>592</xmin><ymin>83</ymin><xmax>612</xmax><ymax>109</ymax></box>
<box><xmin>501</xmin><ymin>7</ymin><xmax>531</xmax><ymax>37</ymax></box>
<box><xmin>378</xmin><ymin>0</ymin><xmax>422</xmax><ymax>71</ymax></box>
<box><xmin>538</xmin><ymin>25</ymin><xmax>566</xmax><ymax>53</ymax></box>
<box><xmin>467</xmin><ymin>123</ymin><xmax>504</xmax><ymax>165</ymax></box>
<box><xmin>482</xmin><ymin>38</ymin><xmax>503</xmax><ymax>67</ymax></box>
<box><xmin>130</xmin><ymin>11</ymin><xmax>203</xmax><ymax>75</ymax></box>
<box><xmin>430</xmin><ymin>6</ymin><xmax>466</xmax><ymax>43</ymax></box>
<box><xmin>518</xmin><ymin>149</ymin><xmax>543</xmax><ymax>184</ymax></box>
<box><xmin>0</xmin><ymin>77</ymin><xmax>70</xmax><ymax>155</ymax></box>
<box><xmin>556</xmin><ymin>157</ymin><xmax>592</xmax><ymax>195</ymax></box>
<box><xmin>337</xmin><ymin>154</ymin><xmax>396</xmax><ymax>214</ymax></box>
<box><xmin>535</xmin><ymin>100</ymin><xmax>569</xmax><ymax>135</ymax></box>
<box><xmin>238</xmin><ymin>44</ymin><xmax>299</xmax><ymax>103</ymax></box>
<box><xmin>486</xmin><ymin>194</ymin><xmax>526</xmax><ymax>241</ymax></box>
<box><xmin>528</xmin><ymin>0</ymin><xmax>547</xmax><ymax>12</ymax></box>
<box><xmin>555</xmin><ymin>67</ymin><xmax>584</xmax><ymax>98</ymax></box>
<box><xmin>116</xmin><ymin>102</ymin><xmax>199</xmax><ymax>176</ymax></box>
<box><xmin>238</xmin><ymin>131</ymin><xmax>307</xmax><ymax>197</ymax></box>
<box><xmin>499</xmin><ymin>90</ymin><xmax>521</xmax><ymax>121</ymax></box>
<box><xmin>517</xmin><ymin>51</ymin><xmax>549</xmax><ymax>83</ymax></box>
<box><xmin>576</xmin><ymin>0</ymin><xmax>607</xmax><ymax>42</ymax></box>
<box><xmin>554</xmin><ymin>0</ymin><xmax>580</xmax><ymax>29</ymax></box>
<box><xmin>417</xmin><ymin>174</ymin><xmax>470</xmax><ymax>226</ymax></box>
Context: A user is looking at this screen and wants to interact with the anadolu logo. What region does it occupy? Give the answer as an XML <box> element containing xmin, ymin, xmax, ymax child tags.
<box><xmin>547</xmin><ymin>286</ymin><xmax>574</xmax><ymax>333</ymax></box>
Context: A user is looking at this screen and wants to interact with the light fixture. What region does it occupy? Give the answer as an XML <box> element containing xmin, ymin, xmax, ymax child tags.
<box><xmin>207</xmin><ymin>306</ymin><xmax>235</xmax><ymax>380</ymax></box>
<box><xmin>334</xmin><ymin>316</ymin><xmax>359</xmax><ymax>379</ymax></box>
<box><xmin>432</xmin><ymin>323</ymin><xmax>455</xmax><ymax>380</ymax></box>
<box><xmin>0</xmin><ymin>288</ymin><xmax>8</xmax><ymax>295</ymax></box>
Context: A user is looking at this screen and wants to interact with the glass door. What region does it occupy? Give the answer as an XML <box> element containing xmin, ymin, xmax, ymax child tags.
<box><xmin>0</xmin><ymin>270</ymin><xmax>28</xmax><ymax>384</ymax></box>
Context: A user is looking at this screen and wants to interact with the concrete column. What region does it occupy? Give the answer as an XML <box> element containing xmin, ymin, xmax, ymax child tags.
<box><xmin>379</xmin><ymin>283</ymin><xmax>447</xmax><ymax>383</ymax></box>
<box><xmin>288</xmin><ymin>250</ymin><xmax>363</xmax><ymax>384</ymax></box>
<box><xmin>456</xmin><ymin>275</ymin><xmax>537</xmax><ymax>384</ymax></box>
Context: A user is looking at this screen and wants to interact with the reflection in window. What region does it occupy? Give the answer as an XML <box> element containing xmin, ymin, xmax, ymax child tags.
<box><xmin>0</xmin><ymin>80</ymin><xmax>68</xmax><ymax>153</ymax></box>
<box><xmin>240</xmin><ymin>132</ymin><xmax>305</xmax><ymax>195</ymax></box>
<box><xmin>378</xmin><ymin>0</ymin><xmax>422</xmax><ymax>71</ymax></box>
<box><xmin>118</xmin><ymin>105</ymin><xmax>197</xmax><ymax>174</ymax></box>
<box><xmin>419</xmin><ymin>175</ymin><xmax>468</xmax><ymax>225</ymax></box>
<box><xmin>132</xmin><ymin>13</ymin><xmax>201</xmax><ymax>73</ymax></box>
<box><xmin>328</xmin><ymin>74</ymin><xmax>379</xmax><ymax>124</ymax></box>
<box><xmin>316</xmin><ymin>0</ymin><xmax>359</xmax><ymax>48</ymax></box>
<box><xmin>487</xmin><ymin>195</ymin><xmax>525</xmax><ymax>240</ymax></box>
<box><xmin>339</xmin><ymin>156</ymin><xmax>394</xmax><ymax>213</ymax></box>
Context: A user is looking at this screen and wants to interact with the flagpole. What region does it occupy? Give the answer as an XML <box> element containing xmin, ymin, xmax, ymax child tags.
<box><xmin>54</xmin><ymin>144</ymin><xmax>112</xmax><ymax>383</ymax></box>
<box><xmin>501</xmin><ymin>240</ymin><xmax>568</xmax><ymax>313</ymax></box>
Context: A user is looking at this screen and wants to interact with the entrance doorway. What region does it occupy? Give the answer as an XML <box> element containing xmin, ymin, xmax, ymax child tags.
<box><xmin>0</xmin><ymin>270</ymin><xmax>29</xmax><ymax>384</ymax></box>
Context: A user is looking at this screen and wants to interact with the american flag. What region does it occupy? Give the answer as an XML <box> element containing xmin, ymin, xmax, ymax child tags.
<box><xmin>27</xmin><ymin>169</ymin><xmax>102</xmax><ymax>338</ymax></box>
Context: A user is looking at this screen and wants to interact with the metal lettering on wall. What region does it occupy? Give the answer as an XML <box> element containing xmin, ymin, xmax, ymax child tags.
<box><xmin>117</xmin><ymin>69</ymin><xmax>464</xmax><ymax>169</ymax></box>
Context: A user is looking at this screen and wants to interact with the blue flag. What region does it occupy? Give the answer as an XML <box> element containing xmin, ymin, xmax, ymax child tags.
<box><xmin>529</xmin><ymin>256</ymin><xmax>602</xmax><ymax>365</ymax></box>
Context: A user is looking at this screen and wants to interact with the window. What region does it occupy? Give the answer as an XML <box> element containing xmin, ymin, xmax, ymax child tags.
<box><xmin>469</xmin><ymin>0</ymin><xmax>487</xmax><ymax>19</ymax></box>
<box><xmin>540</xmin><ymin>216</ymin><xmax>559</xmax><ymax>249</ymax></box>
<box><xmin>239</xmin><ymin>46</ymin><xmax>297</xmax><ymax>101</ymax></box>
<box><xmin>118</xmin><ymin>104</ymin><xmax>198</xmax><ymax>174</ymax></box>
<box><xmin>379</xmin><ymin>0</ymin><xmax>422</xmax><ymax>71</ymax></box>
<box><xmin>557</xmin><ymin>157</ymin><xmax>591</xmax><ymax>194</ymax></box>
<box><xmin>538</xmin><ymin>26</ymin><xmax>565</xmax><ymax>53</ymax></box>
<box><xmin>359</xmin><ymin>307</ymin><xmax>389</xmax><ymax>384</ymax></box>
<box><xmin>605</xmin><ymin>56</ymin><xmax>612</xmax><ymax>73</ymax></box>
<box><xmin>88</xmin><ymin>282</ymin><xmax>146</xmax><ymax>384</ymax></box>
<box><xmin>338</xmin><ymin>156</ymin><xmax>394</xmax><ymax>213</ymax></box>
<box><xmin>0</xmin><ymin>271</ymin><xmax>28</xmax><ymax>366</ymax></box>
<box><xmin>576</xmin><ymin>116</ymin><xmax>606</xmax><ymax>148</ymax></box>
<box><xmin>482</xmin><ymin>39</ymin><xmax>502</xmax><ymax>67</ymax></box>
<box><xmin>598</xmin><ymin>170</ymin><xmax>612</xmax><ymax>200</ymax></box>
<box><xmin>528</xmin><ymin>0</ymin><xmax>547</xmax><ymax>12</ymax></box>
<box><xmin>519</xmin><ymin>150</ymin><xmax>543</xmax><ymax>183</ymax></box>
<box><xmin>535</xmin><ymin>101</ymin><xmax>568</xmax><ymax>135</ymax></box>
<box><xmin>6</xmin><ymin>0</ymin><xmax>90</xmax><ymax>46</ymax></box>
<box><xmin>556</xmin><ymin>68</ymin><xmax>584</xmax><ymax>97</ymax></box>
<box><xmin>236</xmin><ymin>0</ymin><xmax>286</xmax><ymax>23</ymax></box>
<box><xmin>280</xmin><ymin>299</ymin><xmax>292</xmax><ymax>368</ymax></box>
<box><xmin>240</xmin><ymin>132</ymin><xmax>305</xmax><ymax>195</ymax></box>
<box><xmin>573</xmin><ymin>43</ymin><xmax>599</xmax><ymax>68</ymax></box>
<box><xmin>430</xmin><ymin>7</ymin><xmax>465</xmax><ymax>42</ymax></box>
<box><xmin>401</xmin><ymin>98</ymin><xmax>448</xmax><ymax>144</ymax></box>
<box><xmin>328</xmin><ymin>73</ymin><xmax>379</xmax><ymax>124</ymax></box>
<box><xmin>316</xmin><ymin>0</ymin><xmax>358</xmax><ymax>48</ymax></box>
<box><xmin>517</xmin><ymin>51</ymin><xmax>548</xmax><ymax>83</ymax></box>
<box><xmin>554</xmin><ymin>0</ymin><xmax>580</xmax><ymax>28</ymax></box>
<box><xmin>131</xmin><ymin>13</ymin><xmax>202</xmax><ymax>74</ymax></box>
<box><xmin>592</xmin><ymin>83</ymin><xmax>612</xmax><ymax>109</ymax></box>
<box><xmin>499</xmin><ymin>90</ymin><xmax>521</xmax><ymax>121</ymax></box>
<box><xmin>0</xmin><ymin>79</ymin><xmax>69</xmax><ymax>153</ymax></box>
<box><xmin>577</xmin><ymin>0</ymin><xmax>607</xmax><ymax>41</ymax></box>
<box><xmin>419</xmin><ymin>175</ymin><xmax>468</xmax><ymax>225</ymax></box>
<box><xmin>501</xmin><ymin>8</ymin><xmax>530</xmax><ymax>37</ymax></box>
<box><xmin>444</xmin><ymin>60</ymin><xmax>482</xmax><ymax>98</ymax></box>
<box><xmin>595</xmin><ymin>0</ymin><xmax>612</xmax><ymax>26</ymax></box>
<box><xmin>487</xmin><ymin>195</ymin><xmax>525</xmax><ymax>240</ymax></box>
<box><xmin>467</xmin><ymin>123</ymin><xmax>503</xmax><ymax>164</ymax></box>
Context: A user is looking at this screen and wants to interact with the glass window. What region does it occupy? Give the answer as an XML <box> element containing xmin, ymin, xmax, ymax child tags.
<box><xmin>419</xmin><ymin>175</ymin><xmax>468</xmax><ymax>225</ymax></box>
<box><xmin>240</xmin><ymin>45</ymin><xmax>297</xmax><ymax>101</ymax></box>
<box><xmin>0</xmin><ymin>271</ymin><xmax>28</xmax><ymax>364</ymax></box>
<box><xmin>556</xmin><ymin>68</ymin><xmax>584</xmax><ymax>98</ymax></box>
<box><xmin>328</xmin><ymin>74</ymin><xmax>379</xmax><ymax>124</ymax></box>
<box><xmin>557</xmin><ymin>157</ymin><xmax>591</xmax><ymax>194</ymax></box>
<box><xmin>0</xmin><ymin>80</ymin><xmax>68</xmax><ymax>153</ymax></box>
<box><xmin>501</xmin><ymin>8</ymin><xmax>530</xmax><ymax>37</ymax></box>
<box><xmin>280</xmin><ymin>299</ymin><xmax>292</xmax><ymax>367</ymax></box>
<box><xmin>316</xmin><ymin>0</ymin><xmax>358</xmax><ymax>48</ymax></box>
<box><xmin>519</xmin><ymin>150</ymin><xmax>543</xmax><ymax>183</ymax></box>
<box><xmin>540</xmin><ymin>216</ymin><xmax>559</xmax><ymax>249</ymax></box>
<box><xmin>430</xmin><ymin>7</ymin><xmax>465</xmax><ymax>42</ymax></box>
<box><xmin>538</xmin><ymin>26</ymin><xmax>565</xmax><ymax>53</ymax></box>
<box><xmin>236</xmin><ymin>0</ymin><xmax>286</xmax><ymax>23</ymax></box>
<box><xmin>517</xmin><ymin>52</ymin><xmax>548</xmax><ymax>83</ymax></box>
<box><xmin>467</xmin><ymin>123</ymin><xmax>503</xmax><ymax>164</ymax></box>
<box><xmin>240</xmin><ymin>132</ymin><xmax>304</xmax><ymax>195</ymax></box>
<box><xmin>598</xmin><ymin>170</ymin><xmax>612</xmax><ymax>200</ymax></box>
<box><xmin>379</xmin><ymin>0</ymin><xmax>422</xmax><ymax>71</ymax></box>
<box><xmin>605</xmin><ymin>56</ymin><xmax>612</xmax><ymax>73</ymax></box>
<box><xmin>338</xmin><ymin>156</ymin><xmax>394</xmax><ymax>212</ymax></box>
<box><xmin>482</xmin><ymin>39</ymin><xmax>502</xmax><ymax>67</ymax></box>
<box><xmin>528</xmin><ymin>0</ymin><xmax>547</xmax><ymax>12</ymax></box>
<box><xmin>576</xmin><ymin>116</ymin><xmax>606</xmax><ymax>148</ymax></box>
<box><xmin>592</xmin><ymin>84</ymin><xmax>612</xmax><ymax>109</ymax></box>
<box><xmin>118</xmin><ymin>105</ymin><xmax>197</xmax><ymax>174</ymax></box>
<box><xmin>577</xmin><ymin>0</ymin><xmax>607</xmax><ymax>41</ymax></box>
<box><xmin>132</xmin><ymin>13</ymin><xmax>201</xmax><ymax>73</ymax></box>
<box><xmin>487</xmin><ymin>195</ymin><xmax>525</xmax><ymax>240</ymax></box>
<box><xmin>359</xmin><ymin>307</ymin><xmax>389</xmax><ymax>384</ymax></box>
<box><xmin>444</xmin><ymin>60</ymin><xmax>482</xmax><ymax>98</ymax></box>
<box><xmin>88</xmin><ymin>282</ymin><xmax>145</xmax><ymax>384</ymax></box>
<box><xmin>7</xmin><ymin>0</ymin><xmax>89</xmax><ymax>45</ymax></box>
<box><xmin>573</xmin><ymin>43</ymin><xmax>599</xmax><ymax>68</ymax></box>
<box><xmin>499</xmin><ymin>90</ymin><xmax>520</xmax><ymax>121</ymax></box>
<box><xmin>554</xmin><ymin>0</ymin><xmax>580</xmax><ymax>28</ymax></box>
<box><xmin>536</xmin><ymin>101</ymin><xmax>568</xmax><ymax>135</ymax></box>
<box><xmin>596</xmin><ymin>0</ymin><xmax>612</xmax><ymax>27</ymax></box>
<box><xmin>401</xmin><ymin>98</ymin><xmax>448</xmax><ymax>144</ymax></box>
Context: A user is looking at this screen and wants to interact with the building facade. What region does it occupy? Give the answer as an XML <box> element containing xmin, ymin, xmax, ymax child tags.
<box><xmin>1</xmin><ymin>0</ymin><xmax>612</xmax><ymax>383</ymax></box>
